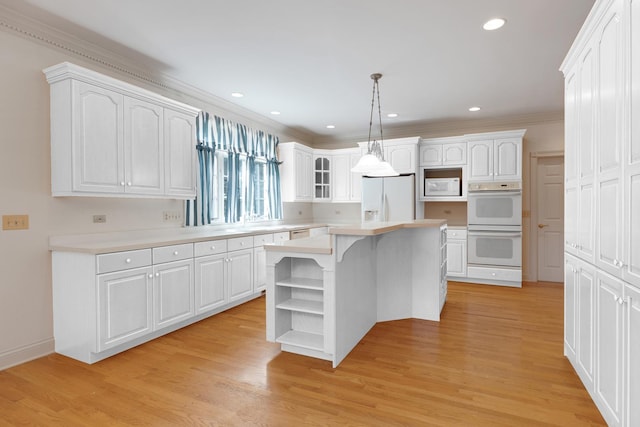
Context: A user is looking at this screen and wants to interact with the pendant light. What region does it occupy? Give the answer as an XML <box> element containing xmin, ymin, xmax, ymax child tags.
<box><xmin>351</xmin><ymin>73</ymin><xmax>399</xmax><ymax>176</ymax></box>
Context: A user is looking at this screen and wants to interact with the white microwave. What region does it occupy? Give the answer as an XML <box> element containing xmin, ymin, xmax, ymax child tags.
<box><xmin>424</xmin><ymin>178</ymin><xmax>460</xmax><ymax>196</ymax></box>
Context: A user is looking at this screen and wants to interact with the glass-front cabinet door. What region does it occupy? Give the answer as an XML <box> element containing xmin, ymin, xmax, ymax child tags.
<box><xmin>314</xmin><ymin>155</ymin><xmax>331</xmax><ymax>200</ymax></box>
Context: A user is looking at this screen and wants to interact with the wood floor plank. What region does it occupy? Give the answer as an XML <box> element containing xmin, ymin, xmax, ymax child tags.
<box><xmin>0</xmin><ymin>281</ymin><xmax>605</xmax><ymax>426</ymax></box>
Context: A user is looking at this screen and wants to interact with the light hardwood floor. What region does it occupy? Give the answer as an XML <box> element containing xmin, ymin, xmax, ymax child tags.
<box><xmin>0</xmin><ymin>281</ymin><xmax>605</xmax><ymax>426</ymax></box>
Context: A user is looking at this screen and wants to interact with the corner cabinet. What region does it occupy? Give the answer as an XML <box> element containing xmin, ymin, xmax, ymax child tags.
<box><xmin>43</xmin><ymin>62</ymin><xmax>198</xmax><ymax>199</ymax></box>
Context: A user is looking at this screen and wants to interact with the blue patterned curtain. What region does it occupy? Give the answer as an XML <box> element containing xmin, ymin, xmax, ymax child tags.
<box><xmin>185</xmin><ymin>112</ymin><xmax>215</xmax><ymax>226</ymax></box>
<box><xmin>186</xmin><ymin>113</ymin><xmax>282</xmax><ymax>225</ymax></box>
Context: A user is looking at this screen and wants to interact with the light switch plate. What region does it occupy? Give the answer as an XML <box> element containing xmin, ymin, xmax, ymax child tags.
<box><xmin>3</xmin><ymin>215</ymin><xmax>29</xmax><ymax>230</ymax></box>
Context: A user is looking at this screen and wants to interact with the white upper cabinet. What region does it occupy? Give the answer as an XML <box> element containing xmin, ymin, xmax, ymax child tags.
<box><xmin>279</xmin><ymin>142</ymin><xmax>313</xmax><ymax>202</ymax></box>
<box><xmin>419</xmin><ymin>138</ymin><xmax>466</xmax><ymax>166</ymax></box>
<box><xmin>164</xmin><ymin>109</ymin><xmax>197</xmax><ymax>198</ymax></box>
<box><xmin>313</xmin><ymin>153</ymin><xmax>332</xmax><ymax>201</ymax></box>
<box><xmin>44</xmin><ymin>62</ymin><xmax>199</xmax><ymax>199</ymax></box>
<box><xmin>358</xmin><ymin>137</ymin><xmax>420</xmax><ymax>175</ymax></box>
<box><xmin>124</xmin><ymin>96</ymin><xmax>164</xmax><ymax>196</ymax></box>
<box><xmin>467</xmin><ymin>132</ymin><xmax>524</xmax><ymax>182</ymax></box>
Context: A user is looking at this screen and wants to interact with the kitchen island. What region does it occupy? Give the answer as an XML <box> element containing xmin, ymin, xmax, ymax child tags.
<box><xmin>265</xmin><ymin>219</ymin><xmax>447</xmax><ymax>367</ymax></box>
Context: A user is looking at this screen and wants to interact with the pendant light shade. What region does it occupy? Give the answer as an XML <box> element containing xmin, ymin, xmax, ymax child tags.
<box><xmin>351</xmin><ymin>73</ymin><xmax>399</xmax><ymax>177</ymax></box>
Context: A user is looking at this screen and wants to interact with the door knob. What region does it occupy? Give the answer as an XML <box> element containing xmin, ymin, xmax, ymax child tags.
<box><xmin>538</xmin><ymin>224</ymin><xmax>548</xmax><ymax>228</ymax></box>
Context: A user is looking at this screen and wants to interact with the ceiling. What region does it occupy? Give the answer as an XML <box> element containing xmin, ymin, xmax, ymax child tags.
<box><xmin>4</xmin><ymin>0</ymin><xmax>595</xmax><ymax>141</ymax></box>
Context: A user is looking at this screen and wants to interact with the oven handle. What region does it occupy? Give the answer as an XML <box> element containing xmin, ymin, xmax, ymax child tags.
<box><xmin>468</xmin><ymin>190</ymin><xmax>522</xmax><ymax>196</ymax></box>
<box><xmin>468</xmin><ymin>231</ymin><xmax>522</xmax><ymax>238</ymax></box>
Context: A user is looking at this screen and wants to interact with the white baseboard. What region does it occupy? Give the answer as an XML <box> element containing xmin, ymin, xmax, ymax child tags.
<box><xmin>0</xmin><ymin>338</ymin><xmax>55</xmax><ymax>371</ymax></box>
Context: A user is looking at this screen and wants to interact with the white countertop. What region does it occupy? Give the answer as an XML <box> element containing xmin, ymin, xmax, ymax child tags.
<box><xmin>264</xmin><ymin>234</ymin><xmax>332</xmax><ymax>255</ymax></box>
<box><xmin>49</xmin><ymin>223</ymin><xmax>327</xmax><ymax>254</ymax></box>
<box><xmin>264</xmin><ymin>219</ymin><xmax>447</xmax><ymax>254</ymax></box>
<box><xmin>328</xmin><ymin>219</ymin><xmax>447</xmax><ymax>236</ymax></box>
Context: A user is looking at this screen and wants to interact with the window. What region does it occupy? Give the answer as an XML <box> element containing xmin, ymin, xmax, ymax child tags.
<box><xmin>186</xmin><ymin>112</ymin><xmax>282</xmax><ymax>227</ymax></box>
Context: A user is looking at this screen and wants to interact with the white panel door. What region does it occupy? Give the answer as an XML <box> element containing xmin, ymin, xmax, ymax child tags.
<box><xmin>349</xmin><ymin>152</ymin><xmax>362</xmax><ymax>202</ymax></box>
<box><xmin>564</xmin><ymin>255</ymin><xmax>577</xmax><ymax>361</ymax></box>
<box><xmin>565</xmin><ymin>71</ymin><xmax>579</xmax><ymax>184</ymax></box>
<box><xmin>595</xmin><ymin>270</ymin><xmax>624</xmax><ymax>426</ymax></box>
<box><xmin>331</xmin><ymin>153</ymin><xmax>351</xmax><ymax>202</ymax></box>
<box><xmin>626</xmin><ymin>283</ymin><xmax>640</xmax><ymax>426</ymax></box>
<box><xmin>468</xmin><ymin>141</ymin><xmax>493</xmax><ymax>181</ymax></box>
<box><xmin>536</xmin><ymin>156</ymin><xmax>564</xmax><ymax>282</ymax></box>
<box><xmin>228</xmin><ymin>249</ymin><xmax>253</xmax><ymax>302</ymax></box>
<box><xmin>442</xmin><ymin>143</ymin><xmax>466</xmax><ymax>165</ymax></box>
<box><xmin>576</xmin><ymin>263</ymin><xmax>595</xmax><ymax>390</ymax></box>
<box><xmin>579</xmin><ymin>45</ymin><xmax>596</xmax><ymax>182</ymax></box>
<box><xmin>124</xmin><ymin>97</ymin><xmax>163</xmax><ymax>195</ymax></box>
<box><xmin>253</xmin><ymin>246</ymin><xmax>267</xmax><ymax>293</ymax></box>
<box><xmin>494</xmin><ymin>138</ymin><xmax>521</xmax><ymax>181</ymax></box>
<box><xmin>626</xmin><ymin>0</ymin><xmax>640</xmax><ymax>288</ymax></box>
<box><xmin>565</xmin><ymin>184</ymin><xmax>578</xmax><ymax>255</ymax></box>
<box><xmin>164</xmin><ymin>109</ymin><xmax>196</xmax><ymax>198</ymax></box>
<box><xmin>596</xmin><ymin>0</ymin><xmax>624</xmax><ymax>278</ymax></box>
<box><xmin>73</xmin><ymin>82</ymin><xmax>124</xmax><ymax>193</ymax></box>
<box><xmin>386</xmin><ymin>144</ymin><xmax>416</xmax><ymax>174</ymax></box>
<box><xmin>420</xmin><ymin>144</ymin><xmax>442</xmax><ymax>166</ymax></box>
<box><xmin>194</xmin><ymin>254</ymin><xmax>227</xmax><ymax>313</ymax></box>
<box><xmin>153</xmin><ymin>259</ymin><xmax>194</xmax><ymax>330</ymax></box>
<box><xmin>446</xmin><ymin>240</ymin><xmax>467</xmax><ymax>277</ymax></box>
<box><xmin>97</xmin><ymin>267</ymin><xmax>152</xmax><ymax>351</ymax></box>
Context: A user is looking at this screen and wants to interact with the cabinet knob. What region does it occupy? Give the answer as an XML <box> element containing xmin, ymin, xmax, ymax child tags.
<box><xmin>210</xmin><ymin>246</ymin><xmax>215</xmax><ymax>250</ymax></box>
<box><xmin>125</xmin><ymin>258</ymin><xmax>131</xmax><ymax>263</ymax></box>
<box><xmin>148</xmin><ymin>274</ymin><xmax>153</xmax><ymax>279</ymax></box>
<box><xmin>491</xmin><ymin>272</ymin><xmax>496</xmax><ymax>276</ymax></box>
<box><xmin>127</xmin><ymin>182</ymin><xmax>132</xmax><ymax>186</ymax></box>
<box><xmin>155</xmin><ymin>272</ymin><xmax>160</xmax><ymax>277</ymax></box>
<box><xmin>240</xmin><ymin>242</ymin><xmax>245</xmax><ymax>246</ymax></box>
<box><xmin>120</xmin><ymin>181</ymin><xmax>125</xmax><ymax>186</ymax></box>
<box><xmin>173</xmin><ymin>251</ymin><xmax>179</xmax><ymax>255</ymax></box>
<box><xmin>618</xmin><ymin>297</ymin><xmax>624</xmax><ymax>305</ymax></box>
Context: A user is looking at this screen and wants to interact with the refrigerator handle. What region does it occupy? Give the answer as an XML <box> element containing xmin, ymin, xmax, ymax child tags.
<box><xmin>383</xmin><ymin>194</ymin><xmax>388</xmax><ymax>221</ymax></box>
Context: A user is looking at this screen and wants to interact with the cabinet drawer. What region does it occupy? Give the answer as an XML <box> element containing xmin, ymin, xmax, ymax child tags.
<box><xmin>194</xmin><ymin>239</ymin><xmax>227</xmax><ymax>257</ymax></box>
<box><xmin>97</xmin><ymin>249</ymin><xmax>152</xmax><ymax>274</ymax></box>
<box><xmin>228</xmin><ymin>236</ymin><xmax>253</xmax><ymax>252</ymax></box>
<box><xmin>153</xmin><ymin>243</ymin><xmax>194</xmax><ymax>264</ymax></box>
<box><xmin>273</xmin><ymin>231</ymin><xmax>290</xmax><ymax>242</ymax></box>
<box><xmin>467</xmin><ymin>266</ymin><xmax>521</xmax><ymax>282</ymax></box>
<box><xmin>253</xmin><ymin>233</ymin><xmax>274</xmax><ymax>247</ymax></box>
<box><xmin>447</xmin><ymin>229</ymin><xmax>467</xmax><ymax>240</ymax></box>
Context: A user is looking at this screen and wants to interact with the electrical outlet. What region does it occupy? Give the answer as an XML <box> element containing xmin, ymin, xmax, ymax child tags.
<box><xmin>163</xmin><ymin>211</ymin><xmax>182</xmax><ymax>222</ymax></box>
<box><xmin>2</xmin><ymin>214</ymin><xmax>29</xmax><ymax>230</ymax></box>
<box><xmin>93</xmin><ymin>215</ymin><xmax>107</xmax><ymax>223</ymax></box>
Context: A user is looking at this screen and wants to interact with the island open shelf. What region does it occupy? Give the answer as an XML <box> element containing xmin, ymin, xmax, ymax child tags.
<box><xmin>265</xmin><ymin>220</ymin><xmax>447</xmax><ymax>368</ymax></box>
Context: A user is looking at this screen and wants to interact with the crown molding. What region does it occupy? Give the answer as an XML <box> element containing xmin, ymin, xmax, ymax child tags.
<box><xmin>312</xmin><ymin>110</ymin><xmax>564</xmax><ymax>146</ymax></box>
<box><xmin>0</xmin><ymin>2</ymin><xmax>314</xmax><ymax>143</ymax></box>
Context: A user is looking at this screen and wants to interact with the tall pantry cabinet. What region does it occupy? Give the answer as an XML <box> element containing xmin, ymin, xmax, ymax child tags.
<box><xmin>561</xmin><ymin>0</ymin><xmax>640</xmax><ymax>425</ymax></box>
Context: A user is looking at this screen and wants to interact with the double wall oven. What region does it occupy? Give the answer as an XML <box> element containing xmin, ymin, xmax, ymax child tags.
<box><xmin>467</xmin><ymin>182</ymin><xmax>522</xmax><ymax>280</ymax></box>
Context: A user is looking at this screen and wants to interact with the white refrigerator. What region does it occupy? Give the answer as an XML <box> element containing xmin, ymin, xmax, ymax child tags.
<box><xmin>361</xmin><ymin>174</ymin><xmax>415</xmax><ymax>222</ymax></box>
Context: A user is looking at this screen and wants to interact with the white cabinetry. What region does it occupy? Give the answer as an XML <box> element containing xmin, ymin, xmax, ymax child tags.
<box><xmin>561</xmin><ymin>0</ymin><xmax>640</xmax><ymax>424</ymax></box>
<box><xmin>332</xmin><ymin>148</ymin><xmax>361</xmax><ymax>202</ymax></box>
<box><xmin>227</xmin><ymin>236</ymin><xmax>254</xmax><ymax>302</ymax></box>
<box><xmin>44</xmin><ymin>62</ymin><xmax>198</xmax><ymax>199</ymax></box>
<box><xmin>279</xmin><ymin>142</ymin><xmax>313</xmax><ymax>202</ymax></box>
<box><xmin>446</xmin><ymin>228</ymin><xmax>467</xmax><ymax>278</ymax></box>
<box><xmin>564</xmin><ymin>255</ymin><xmax>595</xmax><ymax>392</ymax></box>
<box><xmin>97</xmin><ymin>266</ymin><xmax>153</xmax><ymax>352</ymax></box>
<box><xmin>194</xmin><ymin>240</ymin><xmax>228</xmax><ymax>314</ymax></box>
<box><xmin>151</xmin><ymin>243</ymin><xmax>195</xmax><ymax>330</ymax></box>
<box><xmin>467</xmin><ymin>133</ymin><xmax>524</xmax><ymax>182</ymax></box>
<box><xmin>419</xmin><ymin>138</ymin><xmax>466</xmax><ymax>166</ymax></box>
<box><xmin>313</xmin><ymin>153</ymin><xmax>332</xmax><ymax>201</ymax></box>
<box><xmin>253</xmin><ymin>233</ymin><xmax>275</xmax><ymax>293</ymax></box>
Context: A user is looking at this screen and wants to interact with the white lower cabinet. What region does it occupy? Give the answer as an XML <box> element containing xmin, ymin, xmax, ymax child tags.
<box><xmin>564</xmin><ymin>255</ymin><xmax>595</xmax><ymax>391</ymax></box>
<box><xmin>253</xmin><ymin>233</ymin><xmax>275</xmax><ymax>293</ymax></box>
<box><xmin>595</xmin><ymin>270</ymin><xmax>625</xmax><ymax>426</ymax></box>
<box><xmin>626</xmin><ymin>283</ymin><xmax>640</xmax><ymax>427</ymax></box>
<box><xmin>446</xmin><ymin>228</ymin><xmax>467</xmax><ymax>278</ymax></box>
<box><xmin>97</xmin><ymin>266</ymin><xmax>153</xmax><ymax>352</ymax></box>
<box><xmin>153</xmin><ymin>259</ymin><xmax>194</xmax><ymax>330</ymax></box>
<box><xmin>228</xmin><ymin>248</ymin><xmax>253</xmax><ymax>302</ymax></box>
<box><xmin>194</xmin><ymin>253</ymin><xmax>227</xmax><ymax>313</ymax></box>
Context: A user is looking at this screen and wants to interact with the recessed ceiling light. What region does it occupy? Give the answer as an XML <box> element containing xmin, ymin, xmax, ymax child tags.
<box><xmin>387</xmin><ymin>113</ymin><xmax>399</xmax><ymax>118</ymax></box>
<box><xmin>270</xmin><ymin>111</ymin><xmax>281</xmax><ymax>115</ymax></box>
<box><xmin>326</xmin><ymin>125</ymin><xmax>335</xmax><ymax>129</ymax></box>
<box><xmin>469</xmin><ymin>106</ymin><xmax>481</xmax><ymax>112</ymax></box>
<box><xmin>483</xmin><ymin>18</ymin><xmax>506</xmax><ymax>31</ymax></box>
<box><xmin>231</xmin><ymin>92</ymin><xmax>244</xmax><ymax>98</ymax></box>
